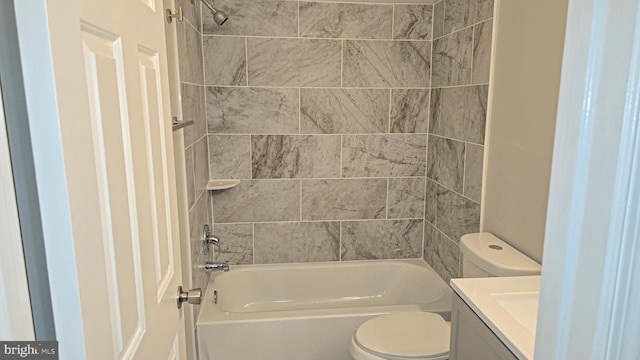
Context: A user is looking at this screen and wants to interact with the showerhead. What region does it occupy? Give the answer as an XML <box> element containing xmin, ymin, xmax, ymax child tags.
<box><xmin>212</xmin><ymin>9</ymin><xmax>229</xmax><ymax>26</ymax></box>
<box><xmin>200</xmin><ymin>0</ymin><xmax>229</xmax><ymax>26</ymax></box>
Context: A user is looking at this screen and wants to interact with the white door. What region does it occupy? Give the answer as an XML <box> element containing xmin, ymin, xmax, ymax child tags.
<box><xmin>12</xmin><ymin>0</ymin><xmax>187</xmax><ymax>358</ymax></box>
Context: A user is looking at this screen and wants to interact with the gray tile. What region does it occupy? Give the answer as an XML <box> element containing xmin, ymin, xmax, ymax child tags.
<box><xmin>342</xmin><ymin>220</ymin><xmax>423</xmax><ymax>260</ymax></box>
<box><xmin>301</xmin><ymin>179</ymin><xmax>387</xmax><ymax>221</ymax></box>
<box><xmin>252</xmin><ymin>135</ymin><xmax>341</xmax><ymax>179</ymax></box>
<box><xmin>472</xmin><ymin>20</ymin><xmax>492</xmax><ymax>84</ymax></box>
<box><xmin>393</xmin><ymin>5</ymin><xmax>433</xmax><ymax>40</ymax></box>
<box><xmin>177</xmin><ymin>20</ymin><xmax>204</xmax><ymax>85</ymax></box>
<box><xmin>464</xmin><ymin>143</ymin><xmax>484</xmax><ymax>203</ymax></box>
<box><xmin>184</xmin><ymin>145</ymin><xmax>196</xmax><ymax>210</ymax></box>
<box><xmin>206</xmin><ymin>87</ymin><xmax>299</xmax><ymax>134</ymax></box>
<box><xmin>424</xmin><ymin>222</ymin><xmax>460</xmax><ymax>283</ymax></box>
<box><xmin>436</xmin><ymin>184</ymin><xmax>480</xmax><ymax>242</ymax></box>
<box><xmin>177</xmin><ymin>0</ymin><xmax>201</xmax><ymax>31</ymax></box>
<box><xmin>248</xmin><ymin>38</ymin><xmax>342</xmax><ymax>87</ymax></box>
<box><xmin>191</xmin><ymin>251</ymin><xmax>207</xmax><ymax>307</ymax></box>
<box><xmin>202</xmin><ymin>0</ymin><xmax>298</xmax><ymax>36</ymax></box>
<box><xmin>474</xmin><ymin>0</ymin><xmax>494</xmax><ymax>23</ymax></box>
<box><xmin>444</xmin><ymin>0</ymin><xmax>473</xmax><ymax>35</ymax></box>
<box><xmin>189</xmin><ymin>192</ymin><xmax>212</xmax><ymax>266</ymax></box>
<box><xmin>300</xmin><ymin>89</ymin><xmax>389</xmax><ymax>134</ymax></box>
<box><xmin>193</xmin><ymin>137</ymin><xmax>210</xmax><ymax>196</ymax></box>
<box><xmin>208</xmin><ymin>135</ymin><xmax>251</xmax><ymax>179</ymax></box>
<box><xmin>432</xmin><ymin>27</ymin><xmax>473</xmax><ymax>87</ymax></box>
<box><xmin>425</xmin><ymin>179</ymin><xmax>437</xmax><ymax>224</ymax></box>
<box><xmin>212</xmin><ymin>180</ymin><xmax>300</xmax><ymax>223</ymax></box>
<box><xmin>342</xmin><ymin>135</ymin><xmax>427</xmax><ymax>177</ymax></box>
<box><xmin>181</xmin><ymin>83</ymin><xmax>206</xmax><ymax>148</ymax></box>
<box><xmin>300</xmin><ymin>2</ymin><xmax>392</xmax><ymax>39</ymax></box>
<box><xmin>427</xmin><ymin>135</ymin><xmax>465</xmax><ymax>193</ymax></box>
<box><xmin>388</xmin><ymin>178</ymin><xmax>426</xmax><ymax>219</ymax></box>
<box><xmin>213</xmin><ymin>223</ymin><xmax>253</xmax><ymax>265</ymax></box>
<box><xmin>430</xmin><ymin>85</ymin><xmax>488</xmax><ymax>144</ymax></box>
<box><xmin>203</xmin><ymin>36</ymin><xmax>246</xmax><ymax>86</ymax></box>
<box><xmin>343</xmin><ymin>40</ymin><xmax>431</xmax><ymax>87</ymax></box>
<box><xmin>390</xmin><ymin>89</ymin><xmax>430</xmax><ymax>134</ymax></box>
<box><xmin>433</xmin><ymin>0</ymin><xmax>445</xmax><ymax>39</ymax></box>
<box><xmin>254</xmin><ymin>222</ymin><xmax>340</xmax><ymax>264</ymax></box>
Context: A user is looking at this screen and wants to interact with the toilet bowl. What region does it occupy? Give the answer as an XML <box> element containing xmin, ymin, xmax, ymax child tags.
<box><xmin>349</xmin><ymin>232</ymin><xmax>541</xmax><ymax>360</ymax></box>
<box><xmin>349</xmin><ymin>312</ymin><xmax>449</xmax><ymax>360</ymax></box>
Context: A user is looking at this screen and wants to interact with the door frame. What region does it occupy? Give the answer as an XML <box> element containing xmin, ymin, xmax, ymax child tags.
<box><xmin>536</xmin><ymin>0</ymin><xmax>640</xmax><ymax>358</ymax></box>
<box><xmin>0</xmin><ymin>0</ymin><xmax>56</xmax><ymax>341</ymax></box>
<box><xmin>0</xmin><ymin>75</ymin><xmax>35</xmax><ymax>341</ymax></box>
<box><xmin>11</xmin><ymin>1</ymin><xmax>87</xmax><ymax>356</ymax></box>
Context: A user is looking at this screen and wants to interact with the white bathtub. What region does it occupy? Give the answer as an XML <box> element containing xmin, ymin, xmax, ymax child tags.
<box><xmin>197</xmin><ymin>259</ymin><xmax>452</xmax><ymax>360</ymax></box>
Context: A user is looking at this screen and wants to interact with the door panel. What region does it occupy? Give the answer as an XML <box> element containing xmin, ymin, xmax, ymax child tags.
<box><xmin>15</xmin><ymin>0</ymin><xmax>186</xmax><ymax>358</ymax></box>
<box><xmin>137</xmin><ymin>46</ymin><xmax>176</xmax><ymax>302</ymax></box>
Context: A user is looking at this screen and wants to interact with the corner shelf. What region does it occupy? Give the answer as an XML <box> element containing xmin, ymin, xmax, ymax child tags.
<box><xmin>206</xmin><ymin>179</ymin><xmax>241</xmax><ymax>191</ymax></box>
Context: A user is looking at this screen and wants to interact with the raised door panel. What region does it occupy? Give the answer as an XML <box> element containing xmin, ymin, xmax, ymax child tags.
<box><xmin>80</xmin><ymin>25</ymin><xmax>147</xmax><ymax>358</ymax></box>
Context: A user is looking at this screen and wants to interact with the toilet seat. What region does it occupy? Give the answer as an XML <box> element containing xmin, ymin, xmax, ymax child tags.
<box><xmin>350</xmin><ymin>312</ymin><xmax>450</xmax><ymax>360</ymax></box>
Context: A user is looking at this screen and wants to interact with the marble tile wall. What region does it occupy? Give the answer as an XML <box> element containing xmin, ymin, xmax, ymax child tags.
<box><xmin>199</xmin><ymin>0</ymin><xmax>494</xmax><ymax>283</ymax></box>
<box><xmin>175</xmin><ymin>0</ymin><xmax>213</xmax><ymax>325</ymax></box>
<box><xmin>425</xmin><ymin>0</ymin><xmax>493</xmax><ymax>283</ymax></box>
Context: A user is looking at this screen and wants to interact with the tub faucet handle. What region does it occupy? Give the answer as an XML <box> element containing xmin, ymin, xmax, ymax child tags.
<box><xmin>205</xmin><ymin>261</ymin><xmax>229</xmax><ymax>272</ymax></box>
<box><xmin>203</xmin><ymin>224</ymin><xmax>220</xmax><ymax>255</ymax></box>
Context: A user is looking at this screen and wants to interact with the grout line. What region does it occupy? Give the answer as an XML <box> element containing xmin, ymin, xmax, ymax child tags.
<box><xmin>200</xmin><ymin>83</ymin><xmax>485</xmax><ymax>90</ymax></box>
<box><xmin>339</xmin><ymin>135</ymin><xmax>344</xmax><ymax>178</ymax></box>
<box><xmin>391</xmin><ymin>5</ymin><xmax>395</xmax><ymax>39</ymax></box>
<box><xmin>387</xmin><ymin>89</ymin><xmax>393</xmax><ymax>133</ymax></box>
<box><xmin>429</xmin><ymin>133</ymin><xmax>484</xmax><ymax>147</ymax></box>
<box><xmin>206</xmin><ymin>132</ymin><xmax>429</xmax><ymax>136</ymax></box>
<box><xmin>208</xmin><ymin>176</ymin><xmax>424</xmax><ymax>181</ymax></box>
<box><xmin>252</xmin><ymin>222</ymin><xmax>255</xmax><ymax>264</ymax></box>
<box><xmin>470</xmin><ymin>23</ymin><xmax>475</xmax><ymax>83</ymax></box>
<box><xmin>297</xmin><ymin>1</ymin><xmax>301</xmax><ymax>37</ymax></box>
<box><xmin>245</xmin><ymin>37</ymin><xmax>249</xmax><ymax>86</ymax></box>
<box><xmin>212</xmin><ymin>218</ymin><xmax>426</xmax><ymax>226</ymax></box>
<box><xmin>299</xmin><ymin>179</ymin><xmax>303</xmax><ymax>221</ymax></box>
<box><xmin>298</xmin><ymin>89</ymin><xmax>302</xmax><ymax>134</ymax></box>
<box><xmin>203</xmin><ymin>33</ymin><xmax>432</xmax><ymax>42</ymax></box>
<box><xmin>429</xmin><ymin>176</ymin><xmax>480</xmax><ymax>205</ymax></box>
<box><xmin>385</xmin><ymin>178</ymin><xmax>390</xmax><ymax>219</ymax></box>
<box><xmin>341</xmin><ymin>40</ymin><xmax>344</xmax><ymax>88</ymax></box>
<box><xmin>462</xmin><ymin>142</ymin><xmax>467</xmax><ymax>195</ymax></box>
<box><xmin>339</xmin><ymin>221</ymin><xmax>342</xmax><ymax>261</ymax></box>
<box><xmin>248</xmin><ymin>135</ymin><xmax>253</xmax><ymax>179</ymax></box>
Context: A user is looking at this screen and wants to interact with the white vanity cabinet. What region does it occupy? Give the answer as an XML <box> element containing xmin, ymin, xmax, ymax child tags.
<box><xmin>449</xmin><ymin>294</ymin><xmax>518</xmax><ymax>360</ymax></box>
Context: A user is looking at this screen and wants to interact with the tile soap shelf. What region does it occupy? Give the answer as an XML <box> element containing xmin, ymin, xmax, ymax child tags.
<box><xmin>206</xmin><ymin>179</ymin><xmax>241</xmax><ymax>191</ymax></box>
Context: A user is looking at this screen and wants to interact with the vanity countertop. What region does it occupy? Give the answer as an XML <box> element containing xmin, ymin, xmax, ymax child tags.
<box><xmin>450</xmin><ymin>276</ymin><xmax>541</xmax><ymax>360</ymax></box>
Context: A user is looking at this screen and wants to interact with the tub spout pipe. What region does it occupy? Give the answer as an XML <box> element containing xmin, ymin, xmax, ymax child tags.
<box><xmin>205</xmin><ymin>261</ymin><xmax>229</xmax><ymax>272</ymax></box>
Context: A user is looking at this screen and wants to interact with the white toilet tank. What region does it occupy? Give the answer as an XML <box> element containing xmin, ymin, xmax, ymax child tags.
<box><xmin>460</xmin><ymin>233</ymin><xmax>541</xmax><ymax>277</ymax></box>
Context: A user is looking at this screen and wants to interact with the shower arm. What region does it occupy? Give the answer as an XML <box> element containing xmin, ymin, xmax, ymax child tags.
<box><xmin>200</xmin><ymin>0</ymin><xmax>219</xmax><ymax>15</ymax></box>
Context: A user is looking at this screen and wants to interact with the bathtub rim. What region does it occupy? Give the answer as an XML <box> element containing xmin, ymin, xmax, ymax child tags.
<box><xmin>197</xmin><ymin>258</ymin><xmax>453</xmax><ymax>325</ymax></box>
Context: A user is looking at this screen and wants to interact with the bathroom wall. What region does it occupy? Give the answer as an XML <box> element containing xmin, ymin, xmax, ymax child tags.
<box><xmin>175</xmin><ymin>0</ymin><xmax>213</xmax><ymax>315</ymax></box>
<box><xmin>204</xmin><ymin>0</ymin><xmax>433</xmax><ymax>265</ymax></box>
<box><xmin>201</xmin><ymin>0</ymin><xmax>493</xmax><ymax>284</ymax></box>
<box><xmin>422</xmin><ymin>0</ymin><xmax>493</xmax><ymax>283</ymax></box>
<box><xmin>482</xmin><ymin>0</ymin><xmax>568</xmax><ymax>263</ymax></box>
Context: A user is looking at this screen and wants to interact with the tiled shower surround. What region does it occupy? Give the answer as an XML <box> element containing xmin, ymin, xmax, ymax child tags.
<box><xmin>181</xmin><ymin>0</ymin><xmax>493</xmax><ymax>284</ymax></box>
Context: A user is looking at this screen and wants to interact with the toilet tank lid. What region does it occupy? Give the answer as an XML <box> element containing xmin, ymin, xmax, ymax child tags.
<box><xmin>460</xmin><ymin>233</ymin><xmax>541</xmax><ymax>276</ymax></box>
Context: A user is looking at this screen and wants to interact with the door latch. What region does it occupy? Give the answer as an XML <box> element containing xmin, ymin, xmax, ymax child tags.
<box><xmin>176</xmin><ymin>286</ymin><xmax>201</xmax><ymax>309</ymax></box>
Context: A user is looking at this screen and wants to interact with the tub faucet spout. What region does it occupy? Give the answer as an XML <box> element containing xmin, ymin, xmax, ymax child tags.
<box><xmin>205</xmin><ymin>261</ymin><xmax>229</xmax><ymax>272</ymax></box>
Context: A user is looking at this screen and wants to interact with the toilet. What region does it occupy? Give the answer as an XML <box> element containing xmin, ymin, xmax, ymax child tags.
<box><xmin>349</xmin><ymin>232</ymin><xmax>542</xmax><ymax>360</ymax></box>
